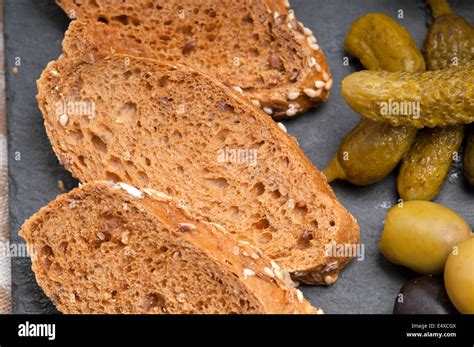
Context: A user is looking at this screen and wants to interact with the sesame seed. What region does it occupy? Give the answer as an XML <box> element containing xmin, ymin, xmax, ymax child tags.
<box><xmin>50</xmin><ymin>69</ymin><xmax>60</xmax><ymax>76</ymax></box>
<box><xmin>310</xmin><ymin>44</ymin><xmax>320</xmax><ymax>51</ymax></box>
<box><xmin>303</xmin><ymin>27</ymin><xmax>313</xmax><ymax>36</ymax></box>
<box><xmin>233</xmin><ymin>246</ymin><xmax>240</xmax><ymax>256</ymax></box>
<box><xmin>271</xmin><ymin>260</ymin><xmax>281</xmax><ymax>271</ymax></box>
<box><xmin>238</xmin><ymin>240</ymin><xmax>250</xmax><ymax>245</ymax></box>
<box><xmin>251</xmin><ymin>99</ymin><xmax>261</xmax><ymax>108</ymax></box>
<box><xmin>288</xmin><ymin>90</ymin><xmax>300</xmax><ymax>100</ymax></box>
<box><xmin>277</xmin><ymin>122</ymin><xmax>287</xmax><ymax>133</ymax></box>
<box><xmin>308</xmin><ymin>57</ymin><xmax>316</xmax><ymax>67</ymax></box>
<box><xmin>322</xmin><ymin>71</ymin><xmax>330</xmax><ymax>82</ymax></box>
<box><xmin>325</xmin><ymin>79</ymin><xmax>333</xmax><ymax>90</ymax></box>
<box><xmin>324</xmin><ymin>274</ymin><xmax>337</xmax><ymax>285</ymax></box>
<box><xmin>287</xmin><ymin>22</ymin><xmax>293</xmax><ymax>29</ymax></box>
<box><xmin>242</xmin><ymin>251</ymin><xmax>250</xmax><ymax>257</ymax></box>
<box><xmin>315</xmin><ymin>63</ymin><xmax>322</xmax><ymax>72</ymax></box>
<box><xmin>303</xmin><ymin>88</ymin><xmax>321</xmax><ymax>98</ymax></box>
<box><xmin>315</xmin><ymin>80</ymin><xmax>325</xmax><ymax>89</ymax></box>
<box><xmin>243</xmin><ymin>268</ymin><xmax>255</xmax><ymax>278</ymax></box>
<box><xmin>116</xmin><ymin>182</ymin><xmax>143</xmax><ymax>199</ymax></box>
<box><xmin>59</xmin><ymin>114</ymin><xmax>68</xmax><ymax>126</ymax></box>
<box><xmin>263</xmin><ymin>107</ymin><xmax>273</xmax><ymax>115</ymax></box>
<box><xmin>296</xmin><ymin>289</ymin><xmax>304</xmax><ymax>303</ymax></box>
<box><xmin>251</xmin><ymin>253</ymin><xmax>260</xmax><ymax>260</ymax></box>
<box><xmin>316</xmin><ymin>308</ymin><xmax>325</xmax><ymax>314</ymax></box>
<box><xmin>263</xmin><ymin>267</ymin><xmax>275</xmax><ymax>277</ymax></box>
<box><xmin>286</xmin><ymin>107</ymin><xmax>298</xmax><ymax>117</ymax></box>
<box><xmin>273</xmin><ymin>11</ymin><xmax>280</xmax><ymax>20</ymax></box>
<box><xmin>283</xmin><ymin>0</ymin><xmax>290</xmax><ymax>8</ymax></box>
<box><xmin>307</xmin><ymin>36</ymin><xmax>316</xmax><ymax>45</ymax></box>
<box><xmin>233</xmin><ymin>86</ymin><xmax>244</xmax><ymax>94</ymax></box>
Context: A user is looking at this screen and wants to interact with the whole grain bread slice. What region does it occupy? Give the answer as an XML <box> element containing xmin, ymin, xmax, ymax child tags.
<box><xmin>37</xmin><ymin>21</ymin><xmax>359</xmax><ymax>285</ymax></box>
<box><xmin>19</xmin><ymin>181</ymin><xmax>319</xmax><ymax>314</ymax></box>
<box><xmin>54</xmin><ymin>0</ymin><xmax>332</xmax><ymax>119</ymax></box>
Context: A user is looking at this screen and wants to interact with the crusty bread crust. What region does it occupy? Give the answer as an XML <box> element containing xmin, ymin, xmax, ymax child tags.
<box><xmin>55</xmin><ymin>0</ymin><xmax>332</xmax><ymax>119</ymax></box>
<box><xmin>20</xmin><ymin>182</ymin><xmax>319</xmax><ymax>314</ymax></box>
<box><xmin>37</xmin><ymin>20</ymin><xmax>359</xmax><ymax>285</ymax></box>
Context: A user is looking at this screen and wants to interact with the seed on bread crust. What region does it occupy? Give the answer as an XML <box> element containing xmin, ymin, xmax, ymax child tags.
<box><xmin>325</xmin><ymin>79</ymin><xmax>333</xmax><ymax>90</ymax></box>
<box><xmin>314</xmin><ymin>80</ymin><xmax>325</xmax><ymax>89</ymax></box>
<box><xmin>288</xmin><ymin>90</ymin><xmax>300</xmax><ymax>100</ymax></box>
<box><xmin>314</xmin><ymin>63</ymin><xmax>322</xmax><ymax>73</ymax></box>
<box><xmin>263</xmin><ymin>107</ymin><xmax>273</xmax><ymax>115</ymax></box>
<box><xmin>303</xmin><ymin>27</ymin><xmax>313</xmax><ymax>36</ymax></box>
<box><xmin>251</xmin><ymin>99</ymin><xmax>261</xmax><ymax>108</ymax></box>
<box><xmin>243</xmin><ymin>268</ymin><xmax>255</xmax><ymax>278</ymax></box>
<box><xmin>286</xmin><ymin>105</ymin><xmax>298</xmax><ymax>117</ymax></box>
<box><xmin>277</xmin><ymin>122</ymin><xmax>288</xmax><ymax>133</ymax></box>
<box><xmin>296</xmin><ymin>289</ymin><xmax>304</xmax><ymax>303</ymax></box>
<box><xmin>289</xmin><ymin>69</ymin><xmax>299</xmax><ymax>82</ymax></box>
<box><xmin>322</xmin><ymin>71</ymin><xmax>330</xmax><ymax>82</ymax></box>
<box><xmin>324</xmin><ymin>274</ymin><xmax>338</xmax><ymax>285</ymax></box>
<box><xmin>233</xmin><ymin>86</ymin><xmax>244</xmax><ymax>94</ymax></box>
<box><xmin>263</xmin><ymin>267</ymin><xmax>275</xmax><ymax>278</ymax></box>
<box><xmin>307</xmin><ymin>36</ymin><xmax>317</xmax><ymax>45</ymax></box>
<box><xmin>310</xmin><ymin>43</ymin><xmax>320</xmax><ymax>51</ymax></box>
<box><xmin>59</xmin><ymin>114</ymin><xmax>68</xmax><ymax>126</ymax></box>
<box><xmin>115</xmin><ymin>182</ymin><xmax>143</xmax><ymax>199</ymax></box>
<box><xmin>288</xmin><ymin>9</ymin><xmax>295</xmax><ymax>21</ymax></box>
<box><xmin>304</xmin><ymin>88</ymin><xmax>321</xmax><ymax>98</ymax></box>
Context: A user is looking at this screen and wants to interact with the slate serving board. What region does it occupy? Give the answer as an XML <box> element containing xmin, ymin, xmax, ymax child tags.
<box><xmin>5</xmin><ymin>0</ymin><xmax>474</xmax><ymax>314</ymax></box>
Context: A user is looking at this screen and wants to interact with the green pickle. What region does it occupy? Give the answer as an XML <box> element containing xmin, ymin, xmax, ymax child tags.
<box><xmin>324</xmin><ymin>13</ymin><xmax>423</xmax><ymax>185</ymax></box>
<box><xmin>324</xmin><ymin>120</ymin><xmax>416</xmax><ymax>185</ymax></box>
<box><xmin>397</xmin><ymin>4</ymin><xmax>472</xmax><ymax>200</ymax></box>
<box><xmin>397</xmin><ymin>126</ymin><xmax>464</xmax><ymax>200</ymax></box>
<box><xmin>465</xmin><ymin>129</ymin><xmax>474</xmax><ymax>186</ymax></box>
<box><xmin>427</xmin><ymin>0</ymin><xmax>453</xmax><ymax>19</ymax></box>
<box><xmin>424</xmin><ymin>14</ymin><xmax>474</xmax><ymax>71</ymax></box>
<box><xmin>345</xmin><ymin>14</ymin><xmax>425</xmax><ymax>73</ymax></box>
<box><xmin>342</xmin><ymin>64</ymin><xmax>474</xmax><ymax>128</ymax></box>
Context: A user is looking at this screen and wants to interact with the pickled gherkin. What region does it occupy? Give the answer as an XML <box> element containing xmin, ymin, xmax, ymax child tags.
<box><xmin>324</xmin><ymin>119</ymin><xmax>417</xmax><ymax>185</ymax></box>
<box><xmin>398</xmin><ymin>2</ymin><xmax>472</xmax><ymax>200</ymax></box>
<box><xmin>465</xmin><ymin>129</ymin><xmax>474</xmax><ymax>186</ymax></box>
<box><xmin>345</xmin><ymin>14</ymin><xmax>426</xmax><ymax>73</ymax></box>
<box><xmin>342</xmin><ymin>64</ymin><xmax>474</xmax><ymax>128</ymax></box>
<box><xmin>397</xmin><ymin>126</ymin><xmax>464</xmax><ymax>201</ymax></box>
<box><xmin>427</xmin><ymin>0</ymin><xmax>453</xmax><ymax>19</ymax></box>
<box><xmin>323</xmin><ymin>13</ymin><xmax>423</xmax><ymax>185</ymax></box>
<box><xmin>424</xmin><ymin>14</ymin><xmax>474</xmax><ymax>71</ymax></box>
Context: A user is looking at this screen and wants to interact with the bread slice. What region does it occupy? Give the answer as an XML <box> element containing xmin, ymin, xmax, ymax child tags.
<box><xmin>19</xmin><ymin>181</ymin><xmax>319</xmax><ymax>314</ymax></box>
<box><xmin>37</xmin><ymin>21</ymin><xmax>359</xmax><ymax>285</ymax></box>
<box><xmin>54</xmin><ymin>0</ymin><xmax>332</xmax><ymax>119</ymax></box>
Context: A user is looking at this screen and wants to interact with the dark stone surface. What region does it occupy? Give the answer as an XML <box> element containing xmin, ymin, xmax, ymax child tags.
<box><xmin>5</xmin><ymin>0</ymin><xmax>474</xmax><ymax>314</ymax></box>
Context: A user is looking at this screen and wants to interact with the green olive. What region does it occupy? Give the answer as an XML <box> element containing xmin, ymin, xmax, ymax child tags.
<box><xmin>444</xmin><ymin>238</ymin><xmax>474</xmax><ymax>314</ymax></box>
<box><xmin>379</xmin><ymin>201</ymin><xmax>472</xmax><ymax>275</ymax></box>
